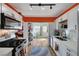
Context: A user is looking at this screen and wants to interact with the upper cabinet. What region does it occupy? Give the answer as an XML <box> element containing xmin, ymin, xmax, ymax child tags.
<box><xmin>55</xmin><ymin>13</ymin><xmax>68</xmax><ymax>30</ymax></box>
<box><xmin>0</xmin><ymin>4</ymin><xmax>22</xmax><ymax>30</ymax></box>
<box><xmin>55</xmin><ymin>5</ymin><xmax>79</xmax><ymax>31</ymax></box>
<box><xmin>67</xmin><ymin>6</ymin><xmax>78</xmax><ymax>30</ymax></box>
<box><xmin>0</xmin><ymin>4</ymin><xmax>1</xmax><ymax>28</ymax></box>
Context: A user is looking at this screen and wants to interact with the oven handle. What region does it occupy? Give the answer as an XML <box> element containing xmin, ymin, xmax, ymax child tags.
<box><xmin>24</xmin><ymin>41</ymin><xmax>26</xmax><ymax>43</ymax></box>
<box><xmin>18</xmin><ymin>45</ymin><xmax>22</xmax><ymax>49</ymax></box>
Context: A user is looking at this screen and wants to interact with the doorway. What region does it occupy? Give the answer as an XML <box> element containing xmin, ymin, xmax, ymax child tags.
<box><xmin>31</xmin><ymin>23</ymin><xmax>49</xmax><ymax>47</ymax></box>
<box><xmin>32</xmin><ymin>23</ymin><xmax>48</xmax><ymax>39</ymax></box>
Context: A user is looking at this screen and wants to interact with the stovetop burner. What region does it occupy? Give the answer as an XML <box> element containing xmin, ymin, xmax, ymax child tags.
<box><xmin>0</xmin><ymin>38</ymin><xmax>26</xmax><ymax>47</ymax></box>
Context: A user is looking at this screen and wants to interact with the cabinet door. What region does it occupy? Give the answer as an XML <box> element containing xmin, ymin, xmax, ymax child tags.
<box><xmin>5</xmin><ymin>51</ymin><xmax>12</xmax><ymax>56</ymax></box>
<box><xmin>68</xmin><ymin>6</ymin><xmax>78</xmax><ymax>30</ymax></box>
<box><xmin>66</xmin><ymin>48</ymin><xmax>77</xmax><ymax>56</ymax></box>
<box><xmin>59</xmin><ymin>44</ymin><xmax>67</xmax><ymax>56</ymax></box>
<box><xmin>67</xmin><ymin>6</ymin><xmax>78</xmax><ymax>42</ymax></box>
<box><xmin>59</xmin><ymin>44</ymin><xmax>77</xmax><ymax>56</ymax></box>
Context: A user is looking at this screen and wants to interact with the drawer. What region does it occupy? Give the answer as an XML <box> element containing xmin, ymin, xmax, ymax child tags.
<box><xmin>66</xmin><ymin>48</ymin><xmax>77</xmax><ymax>56</ymax></box>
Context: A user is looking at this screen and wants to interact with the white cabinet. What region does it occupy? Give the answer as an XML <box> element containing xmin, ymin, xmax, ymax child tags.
<box><xmin>53</xmin><ymin>37</ymin><xmax>77</xmax><ymax>56</ymax></box>
<box><xmin>67</xmin><ymin>6</ymin><xmax>79</xmax><ymax>42</ymax></box>
<box><xmin>66</xmin><ymin>48</ymin><xmax>75</xmax><ymax>56</ymax></box>
<box><xmin>59</xmin><ymin>44</ymin><xmax>76</xmax><ymax>56</ymax></box>
<box><xmin>55</xmin><ymin>13</ymin><xmax>68</xmax><ymax>30</ymax></box>
<box><xmin>58</xmin><ymin>44</ymin><xmax>67</xmax><ymax>56</ymax></box>
<box><xmin>1</xmin><ymin>4</ymin><xmax>22</xmax><ymax>29</ymax></box>
<box><xmin>2</xmin><ymin>4</ymin><xmax>22</xmax><ymax>22</ymax></box>
<box><xmin>5</xmin><ymin>51</ymin><xmax>12</xmax><ymax>56</ymax></box>
<box><xmin>0</xmin><ymin>48</ymin><xmax>13</xmax><ymax>56</ymax></box>
<box><xmin>68</xmin><ymin>6</ymin><xmax>78</xmax><ymax>30</ymax></box>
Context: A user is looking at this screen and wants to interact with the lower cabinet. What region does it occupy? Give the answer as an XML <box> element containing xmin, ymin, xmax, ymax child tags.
<box><xmin>59</xmin><ymin>44</ymin><xmax>76</xmax><ymax>56</ymax></box>
<box><xmin>53</xmin><ymin>42</ymin><xmax>66</xmax><ymax>56</ymax></box>
<box><xmin>66</xmin><ymin>48</ymin><xmax>77</xmax><ymax>56</ymax></box>
<box><xmin>58</xmin><ymin>44</ymin><xmax>67</xmax><ymax>56</ymax></box>
<box><xmin>5</xmin><ymin>51</ymin><xmax>12</xmax><ymax>56</ymax></box>
<box><xmin>52</xmin><ymin>37</ymin><xmax>77</xmax><ymax>56</ymax></box>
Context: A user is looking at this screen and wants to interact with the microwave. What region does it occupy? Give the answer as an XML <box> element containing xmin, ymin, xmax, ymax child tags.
<box><xmin>0</xmin><ymin>13</ymin><xmax>22</xmax><ymax>29</ymax></box>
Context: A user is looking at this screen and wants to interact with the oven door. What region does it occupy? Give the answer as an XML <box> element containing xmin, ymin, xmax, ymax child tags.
<box><xmin>14</xmin><ymin>45</ymin><xmax>26</xmax><ymax>56</ymax></box>
<box><xmin>14</xmin><ymin>40</ymin><xmax>27</xmax><ymax>56</ymax></box>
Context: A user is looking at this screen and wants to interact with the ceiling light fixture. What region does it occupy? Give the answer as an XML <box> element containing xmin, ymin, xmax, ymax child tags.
<box><xmin>50</xmin><ymin>6</ymin><xmax>52</xmax><ymax>9</ymax></box>
<box><xmin>30</xmin><ymin>3</ymin><xmax>56</xmax><ymax>10</ymax></box>
<box><xmin>30</xmin><ymin>3</ymin><xmax>56</xmax><ymax>6</ymax></box>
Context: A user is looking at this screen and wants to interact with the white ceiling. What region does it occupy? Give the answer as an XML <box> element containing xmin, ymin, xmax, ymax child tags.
<box><xmin>9</xmin><ymin>3</ymin><xmax>74</xmax><ymax>17</ymax></box>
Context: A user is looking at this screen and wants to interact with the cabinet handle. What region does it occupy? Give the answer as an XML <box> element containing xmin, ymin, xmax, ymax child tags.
<box><xmin>66</xmin><ymin>52</ymin><xmax>71</xmax><ymax>56</ymax></box>
<box><xmin>75</xmin><ymin>25</ymin><xmax>77</xmax><ymax>30</ymax></box>
<box><xmin>18</xmin><ymin>46</ymin><xmax>21</xmax><ymax>48</ymax></box>
<box><xmin>24</xmin><ymin>41</ymin><xmax>26</xmax><ymax>43</ymax></box>
<box><xmin>67</xmin><ymin>48</ymin><xmax>71</xmax><ymax>52</ymax></box>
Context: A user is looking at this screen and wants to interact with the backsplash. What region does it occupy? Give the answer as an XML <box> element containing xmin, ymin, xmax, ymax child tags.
<box><xmin>0</xmin><ymin>30</ymin><xmax>16</xmax><ymax>41</ymax></box>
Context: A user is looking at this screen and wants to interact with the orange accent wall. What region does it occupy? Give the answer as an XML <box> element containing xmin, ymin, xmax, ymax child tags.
<box><xmin>23</xmin><ymin>17</ymin><xmax>57</xmax><ymax>22</ymax></box>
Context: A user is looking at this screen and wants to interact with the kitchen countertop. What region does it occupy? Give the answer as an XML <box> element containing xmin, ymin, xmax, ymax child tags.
<box><xmin>0</xmin><ymin>33</ymin><xmax>15</xmax><ymax>42</ymax></box>
<box><xmin>53</xmin><ymin>36</ymin><xmax>77</xmax><ymax>53</ymax></box>
<box><xmin>0</xmin><ymin>48</ymin><xmax>13</xmax><ymax>56</ymax></box>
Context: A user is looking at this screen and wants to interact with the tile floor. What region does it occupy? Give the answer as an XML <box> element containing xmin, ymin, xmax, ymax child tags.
<box><xmin>26</xmin><ymin>38</ymin><xmax>55</xmax><ymax>56</ymax></box>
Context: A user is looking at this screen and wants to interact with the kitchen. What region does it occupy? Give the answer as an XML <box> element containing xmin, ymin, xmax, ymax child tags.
<box><xmin>0</xmin><ymin>3</ymin><xmax>79</xmax><ymax>56</ymax></box>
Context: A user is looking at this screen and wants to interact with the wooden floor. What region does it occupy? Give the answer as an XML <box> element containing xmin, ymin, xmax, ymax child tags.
<box><xmin>25</xmin><ymin>38</ymin><xmax>55</xmax><ymax>56</ymax></box>
<box><xmin>31</xmin><ymin>38</ymin><xmax>49</xmax><ymax>47</ymax></box>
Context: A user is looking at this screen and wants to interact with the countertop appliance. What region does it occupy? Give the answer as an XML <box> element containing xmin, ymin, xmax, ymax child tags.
<box><xmin>0</xmin><ymin>38</ymin><xmax>26</xmax><ymax>56</ymax></box>
<box><xmin>54</xmin><ymin>29</ymin><xmax>69</xmax><ymax>41</ymax></box>
<box><xmin>54</xmin><ymin>29</ymin><xmax>61</xmax><ymax>36</ymax></box>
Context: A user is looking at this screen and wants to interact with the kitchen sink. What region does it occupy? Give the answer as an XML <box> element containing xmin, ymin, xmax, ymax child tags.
<box><xmin>55</xmin><ymin>36</ymin><xmax>67</xmax><ymax>41</ymax></box>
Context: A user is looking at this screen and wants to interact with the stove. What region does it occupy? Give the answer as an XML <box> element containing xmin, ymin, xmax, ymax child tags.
<box><xmin>0</xmin><ymin>38</ymin><xmax>26</xmax><ymax>47</ymax></box>
<box><xmin>0</xmin><ymin>38</ymin><xmax>27</xmax><ymax>56</ymax></box>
